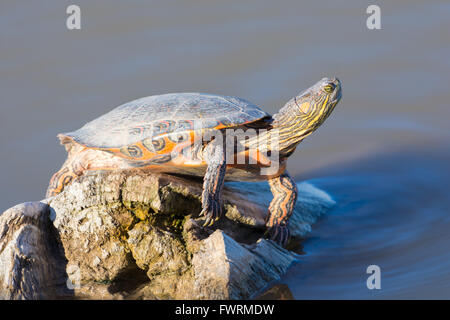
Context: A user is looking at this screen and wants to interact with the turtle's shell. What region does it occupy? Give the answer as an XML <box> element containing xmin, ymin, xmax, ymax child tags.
<box><xmin>61</xmin><ymin>93</ymin><xmax>271</xmax><ymax>161</ymax></box>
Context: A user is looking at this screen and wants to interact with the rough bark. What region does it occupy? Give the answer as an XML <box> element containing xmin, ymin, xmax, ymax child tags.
<box><xmin>0</xmin><ymin>169</ymin><xmax>335</xmax><ymax>299</ymax></box>
<box><xmin>0</xmin><ymin>202</ymin><xmax>70</xmax><ymax>299</ymax></box>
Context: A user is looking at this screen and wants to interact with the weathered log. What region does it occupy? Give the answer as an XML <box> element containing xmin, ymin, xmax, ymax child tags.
<box><xmin>0</xmin><ymin>169</ymin><xmax>335</xmax><ymax>299</ymax></box>
<box><xmin>0</xmin><ymin>202</ymin><xmax>70</xmax><ymax>299</ymax></box>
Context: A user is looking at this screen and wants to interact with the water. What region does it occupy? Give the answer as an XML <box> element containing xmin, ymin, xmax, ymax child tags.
<box><xmin>287</xmin><ymin>147</ymin><xmax>450</xmax><ymax>299</ymax></box>
<box><xmin>1</xmin><ymin>1</ymin><xmax>449</xmax><ymax>298</ymax></box>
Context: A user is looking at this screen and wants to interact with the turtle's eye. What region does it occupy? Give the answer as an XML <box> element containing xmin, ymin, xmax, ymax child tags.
<box><xmin>323</xmin><ymin>84</ymin><xmax>335</xmax><ymax>93</ymax></box>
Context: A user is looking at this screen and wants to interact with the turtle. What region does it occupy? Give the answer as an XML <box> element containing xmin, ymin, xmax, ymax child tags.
<box><xmin>47</xmin><ymin>77</ymin><xmax>342</xmax><ymax>246</ymax></box>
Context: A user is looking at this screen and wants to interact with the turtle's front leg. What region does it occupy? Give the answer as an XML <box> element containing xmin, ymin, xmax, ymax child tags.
<box><xmin>200</xmin><ymin>142</ymin><xmax>226</xmax><ymax>227</ymax></box>
<box><xmin>265</xmin><ymin>170</ymin><xmax>298</xmax><ymax>246</ymax></box>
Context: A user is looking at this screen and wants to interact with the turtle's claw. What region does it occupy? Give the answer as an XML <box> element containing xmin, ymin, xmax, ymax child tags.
<box><xmin>200</xmin><ymin>200</ymin><xmax>222</xmax><ymax>227</ymax></box>
<box><xmin>202</xmin><ymin>217</ymin><xmax>213</xmax><ymax>227</ymax></box>
<box><xmin>264</xmin><ymin>225</ymin><xmax>290</xmax><ymax>247</ymax></box>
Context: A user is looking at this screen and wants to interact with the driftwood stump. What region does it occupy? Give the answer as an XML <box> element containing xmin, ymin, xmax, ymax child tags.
<box><xmin>0</xmin><ymin>170</ymin><xmax>335</xmax><ymax>299</ymax></box>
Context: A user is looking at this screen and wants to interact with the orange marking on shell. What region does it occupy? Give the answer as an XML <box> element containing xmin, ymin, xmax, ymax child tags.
<box><xmin>214</xmin><ymin>123</ymin><xmax>227</xmax><ymax>130</ymax></box>
<box><xmin>94</xmin><ymin>130</ymin><xmax>199</xmax><ymax>163</ymax></box>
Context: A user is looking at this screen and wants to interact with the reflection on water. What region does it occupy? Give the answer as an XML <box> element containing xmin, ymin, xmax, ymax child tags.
<box><xmin>257</xmin><ymin>284</ymin><xmax>294</xmax><ymax>300</ymax></box>
<box><xmin>283</xmin><ymin>148</ymin><xmax>450</xmax><ymax>299</ymax></box>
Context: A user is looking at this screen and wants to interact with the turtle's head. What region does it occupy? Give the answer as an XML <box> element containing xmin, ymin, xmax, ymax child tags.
<box><xmin>277</xmin><ymin>77</ymin><xmax>341</xmax><ymax>130</ymax></box>
<box><xmin>273</xmin><ymin>77</ymin><xmax>342</xmax><ymax>155</ymax></box>
<box><xmin>293</xmin><ymin>77</ymin><xmax>341</xmax><ymax>124</ymax></box>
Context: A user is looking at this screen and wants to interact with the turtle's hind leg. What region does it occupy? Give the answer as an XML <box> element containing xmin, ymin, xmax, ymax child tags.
<box><xmin>46</xmin><ymin>136</ymin><xmax>86</xmax><ymax>198</ymax></box>
<box><xmin>46</xmin><ymin>163</ymin><xmax>80</xmax><ymax>197</ymax></box>
<box><xmin>265</xmin><ymin>170</ymin><xmax>298</xmax><ymax>246</ymax></box>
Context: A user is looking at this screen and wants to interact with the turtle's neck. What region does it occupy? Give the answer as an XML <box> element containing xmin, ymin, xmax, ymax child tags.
<box><xmin>269</xmin><ymin>100</ymin><xmax>314</xmax><ymax>158</ymax></box>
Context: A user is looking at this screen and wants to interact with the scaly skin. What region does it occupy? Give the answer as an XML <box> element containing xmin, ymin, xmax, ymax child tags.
<box><xmin>200</xmin><ymin>141</ymin><xmax>227</xmax><ymax>227</ymax></box>
<box><xmin>265</xmin><ymin>171</ymin><xmax>298</xmax><ymax>247</ymax></box>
